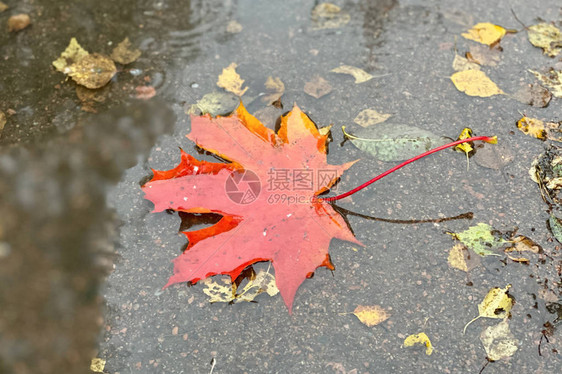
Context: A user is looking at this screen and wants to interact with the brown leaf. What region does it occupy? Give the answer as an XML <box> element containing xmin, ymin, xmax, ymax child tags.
<box><xmin>8</xmin><ymin>14</ymin><xmax>30</xmax><ymax>32</ymax></box>
<box><xmin>67</xmin><ymin>53</ymin><xmax>117</xmax><ymax>89</ymax></box>
<box><xmin>352</xmin><ymin>305</ymin><xmax>390</xmax><ymax>327</ymax></box>
<box><xmin>111</xmin><ymin>38</ymin><xmax>141</xmax><ymax>65</ymax></box>
<box><xmin>304</xmin><ymin>75</ymin><xmax>332</xmax><ymax>98</ymax></box>
<box><xmin>513</xmin><ymin>84</ymin><xmax>552</xmax><ymax>107</ymax></box>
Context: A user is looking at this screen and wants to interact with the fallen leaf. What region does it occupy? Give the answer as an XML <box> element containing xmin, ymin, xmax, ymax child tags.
<box><xmin>262</xmin><ymin>76</ymin><xmax>285</xmax><ymax>104</ymax></box>
<box><xmin>452</xmin><ymin>54</ymin><xmax>481</xmax><ymax>72</ymax></box>
<box><xmin>463</xmin><ymin>285</ymin><xmax>513</xmax><ymax>333</ymax></box>
<box><xmin>311</xmin><ymin>3</ymin><xmax>350</xmax><ymax>30</ymax></box>
<box><xmin>76</xmin><ymin>86</ymin><xmax>107</xmax><ymax>112</ymax></box>
<box><xmin>90</xmin><ymin>358</ymin><xmax>106</xmax><ymax>372</ymax></box>
<box><xmin>217</xmin><ymin>62</ymin><xmax>248</xmax><ymax>96</ymax></box>
<box><xmin>403</xmin><ymin>332</ymin><xmax>433</xmax><ymax>355</ymax></box>
<box><xmin>447</xmin><ymin>243</ymin><xmax>480</xmax><ymax>272</ymax></box>
<box><xmin>473</xmin><ymin>142</ymin><xmax>514</xmax><ymax>170</ymax></box>
<box><xmin>527</xmin><ymin>23</ymin><xmax>562</xmax><ymax>57</ymax></box>
<box><xmin>462</xmin><ymin>22</ymin><xmax>506</xmax><ymax>46</ymax></box>
<box><xmin>0</xmin><ymin>110</ymin><xmax>6</xmax><ymax>136</ymax></box>
<box><xmin>548</xmin><ymin>213</ymin><xmax>562</xmax><ymax>244</ymax></box>
<box><xmin>504</xmin><ymin>235</ymin><xmax>541</xmax><ymax>263</ymax></box>
<box><xmin>201</xmin><ymin>268</ymin><xmax>279</xmax><ymax>303</ymax></box>
<box><xmin>450</xmin><ymin>70</ymin><xmax>504</xmax><ymax>97</ymax></box>
<box><xmin>343</xmin><ymin>124</ymin><xmax>448</xmax><ymax>162</ymax></box>
<box><xmin>529</xmin><ymin>69</ymin><xmax>562</xmax><ymax>98</ymax></box>
<box><xmin>352</xmin><ymin>305</ymin><xmax>390</xmax><ymax>327</ymax></box>
<box><xmin>448</xmin><ymin>223</ymin><xmax>505</xmax><ymax>257</ymax></box>
<box><xmin>353</xmin><ymin>109</ymin><xmax>392</xmax><ymax>127</ymax></box>
<box><xmin>455</xmin><ymin>127</ymin><xmax>474</xmax><ymax>169</ymax></box>
<box><xmin>67</xmin><ymin>53</ymin><xmax>117</xmax><ymax>89</ymax></box>
<box><xmin>111</xmin><ymin>37</ymin><xmax>141</xmax><ymax>65</ymax></box>
<box><xmin>480</xmin><ymin>319</ymin><xmax>519</xmax><ymax>361</ymax></box>
<box><xmin>304</xmin><ymin>75</ymin><xmax>333</xmax><ymax>98</ymax></box>
<box><xmin>0</xmin><ymin>2</ymin><xmax>8</xmax><ymax>12</ymax></box>
<box><xmin>193</xmin><ymin>92</ymin><xmax>240</xmax><ymax>117</ymax></box>
<box><xmin>135</xmin><ymin>86</ymin><xmax>156</xmax><ymax>100</ymax></box>
<box><xmin>468</xmin><ymin>44</ymin><xmax>502</xmax><ymax>66</ymax></box>
<box><xmin>516</xmin><ymin>116</ymin><xmax>562</xmax><ymax>142</ymax></box>
<box><xmin>142</xmin><ymin>103</ymin><xmax>360</xmax><ymax>312</ymax></box>
<box><xmin>529</xmin><ymin>146</ymin><xmax>562</xmax><ymax>204</ymax></box>
<box><xmin>52</xmin><ymin>38</ymin><xmax>89</xmax><ymax>73</ymax></box>
<box><xmin>513</xmin><ymin>84</ymin><xmax>551</xmax><ymax>107</ymax></box>
<box><xmin>8</xmin><ymin>14</ymin><xmax>30</xmax><ymax>32</ymax></box>
<box><xmin>331</xmin><ymin>65</ymin><xmax>373</xmax><ymax>84</ymax></box>
<box><xmin>226</xmin><ymin>20</ymin><xmax>243</xmax><ymax>33</ymax></box>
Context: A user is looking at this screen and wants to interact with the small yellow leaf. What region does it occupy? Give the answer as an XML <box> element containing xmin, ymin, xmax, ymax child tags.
<box><xmin>529</xmin><ymin>69</ymin><xmax>562</xmax><ymax>98</ymax></box>
<box><xmin>352</xmin><ymin>305</ymin><xmax>390</xmax><ymax>327</ymax></box>
<box><xmin>67</xmin><ymin>53</ymin><xmax>117</xmax><ymax>89</ymax></box>
<box><xmin>201</xmin><ymin>277</ymin><xmax>236</xmax><ymax>303</ymax></box>
<box><xmin>517</xmin><ymin>116</ymin><xmax>562</xmax><ymax>142</ymax></box>
<box><xmin>454</xmin><ymin>127</ymin><xmax>474</xmax><ymax>169</ymax></box>
<box><xmin>480</xmin><ymin>319</ymin><xmax>519</xmax><ymax>361</ymax></box>
<box><xmin>447</xmin><ymin>244</ymin><xmax>480</xmax><ymax>272</ymax></box>
<box><xmin>311</xmin><ymin>3</ymin><xmax>350</xmax><ymax>30</ymax></box>
<box><xmin>462</xmin><ymin>22</ymin><xmax>506</xmax><ymax>46</ymax></box>
<box><xmin>318</xmin><ymin>125</ymin><xmax>332</xmax><ymax>136</ymax></box>
<box><xmin>201</xmin><ymin>269</ymin><xmax>279</xmax><ymax>303</ymax></box>
<box><xmin>451</xmin><ymin>70</ymin><xmax>504</xmax><ymax>97</ymax></box>
<box><xmin>464</xmin><ymin>285</ymin><xmax>513</xmax><ymax>333</ymax></box>
<box><xmin>353</xmin><ymin>108</ymin><xmax>392</xmax><ymax>127</ymax></box>
<box><xmin>262</xmin><ymin>76</ymin><xmax>285</xmax><ymax>104</ymax></box>
<box><xmin>110</xmin><ymin>37</ymin><xmax>141</xmax><ymax>65</ymax></box>
<box><xmin>331</xmin><ymin>65</ymin><xmax>373</xmax><ymax>83</ymax></box>
<box><xmin>90</xmin><ymin>358</ymin><xmax>106</xmax><ymax>372</ymax></box>
<box><xmin>52</xmin><ymin>37</ymin><xmax>89</xmax><ymax>73</ymax></box>
<box><xmin>226</xmin><ymin>20</ymin><xmax>243</xmax><ymax>33</ymax></box>
<box><xmin>527</xmin><ymin>23</ymin><xmax>562</xmax><ymax>57</ymax></box>
<box><xmin>403</xmin><ymin>332</ymin><xmax>433</xmax><ymax>355</ymax></box>
<box><xmin>217</xmin><ymin>62</ymin><xmax>248</xmax><ymax>96</ymax></box>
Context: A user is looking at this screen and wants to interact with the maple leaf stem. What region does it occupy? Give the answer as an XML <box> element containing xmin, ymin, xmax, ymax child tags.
<box><xmin>320</xmin><ymin>136</ymin><xmax>497</xmax><ymax>202</ymax></box>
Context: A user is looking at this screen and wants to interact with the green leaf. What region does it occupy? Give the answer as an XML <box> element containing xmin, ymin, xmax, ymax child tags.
<box><xmin>548</xmin><ymin>213</ymin><xmax>562</xmax><ymax>244</ymax></box>
<box><xmin>449</xmin><ymin>223</ymin><xmax>504</xmax><ymax>257</ymax></box>
<box><xmin>343</xmin><ymin>123</ymin><xmax>449</xmax><ymax>162</ymax></box>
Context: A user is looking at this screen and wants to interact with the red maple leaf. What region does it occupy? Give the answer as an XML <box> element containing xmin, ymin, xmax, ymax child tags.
<box><xmin>142</xmin><ymin>103</ymin><xmax>360</xmax><ymax>312</ymax></box>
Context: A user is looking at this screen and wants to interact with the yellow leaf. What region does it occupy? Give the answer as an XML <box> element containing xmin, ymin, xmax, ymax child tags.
<box><xmin>353</xmin><ymin>108</ymin><xmax>392</xmax><ymax>127</ymax></box>
<box><xmin>463</xmin><ymin>285</ymin><xmax>513</xmax><ymax>334</ymax></box>
<box><xmin>447</xmin><ymin>244</ymin><xmax>480</xmax><ymax>272</ymax></box>
<box><xmin>67</xmin><ymin>53</ymin><xmax>117</xmax><ymax>89</ymax></box>
<box><xmin>236</xmin><ymin>269</ymin><xmax>279</xmax><ymax>301</ymax></box>
<box><xmin>516</xmin><ymin>116</ymin><xmax>562</xmax><ymax>142</ymax></box>
<box><xmin>529</xmin><ymin>69</ymin><xmax>562</xmax><ymax>98</ymax></box>
<box><xmin>403</xmin><ymin>332</ymin><xmax>433</xmax><ymax>355</ymax></box>
<box><xmin>110</xmin><ymin>37</ymin><xmax>141</xmax><ymax>65</ymax></box>
<box><xmin>311</xmin><ymin>3</ymin><xmax>350</xmax><ymax>30</ymax></box>
<box><xmin>262</xmin><ymin>76</ymin><xmax>285</xmax><ymax>104</ymax></box>
<box><xmin>452</xmin><ymin>54</ymin><xmax>481</xmax><ymax>72</ymax></box>
<box><xmin>201</xmin><ymin>269</ymin><xmax>279</xmax><ymax>303</ymax></box>
<box><xmin>352</xmin><ymin>305</ymin><xmax>390</xmax><ymax>327</ymax></box>
<box><xmin>527</xmin><ymin>23</ymin><xmax>562</xmax><ymax>57</ymax></box>
<box><xmin>201</xmin><ymin>276</ymin><xmax>236</xmax><ymax>303</ymax></box>
<box><xmin>217</xmin><ymin>62</ymin><xmax>248</xmax><ymax>96</ymax></box>
<box><xmin>331</xmin><ymin>65</ymin><xmax>373</xmax><ymax>83</ymax></box>
<box><xmin>52</xmin><ymin>37</ymin><xmax>89</xmax><ymax>73</ymax></box>
<box><xmin>480</xmin><ymin>319</ymin><xmax>519</xmax><ymax>361</ymax></box>
<box><xmin>90</xmin><ymin>358</ymin><xmax>106</xmax><ymax>372</ymax></box>
<box><xmin>454</xmin><ymin>127</ymin><xmax>473</xmax><ymax>169</ymax></box>
<box><xmin>462</xmin><ymin>22</ymin><xmax>506</xmax><ymax>46</ymax></box>
<box><xmin>451</xmin><ymin>70</ymin><xmax>504</xmax><ymax>97</ymax></box>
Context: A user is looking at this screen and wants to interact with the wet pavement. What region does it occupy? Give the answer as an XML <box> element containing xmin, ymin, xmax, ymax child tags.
<box><xmin>1</xmin><ymin>0</ymin><xmax>561</xmax><ymax>373</ymax></box>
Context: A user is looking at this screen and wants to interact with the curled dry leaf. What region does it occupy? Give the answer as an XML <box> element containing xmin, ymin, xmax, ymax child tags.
<box><xmin>516</xmin><ymin>116</ymin><xmax>562</xmax><ymax>142</ymax></box>
<box><xmin>403</xmin><ymin>332</ymin><xmax>433</xmax><ymax>355</ymax></box>
<box><xmin>504</xmin><ymin>235</ymin><xmax>541</xmax><ymax>263</ymax></box>
<box><xmin>353</xmin><ymin>109</ymin><xmax>392</xmax><ymax>127</ymax></box>
<box><xmin>462</xmin><ymin>22</ymin><xmax>506</xmax><ymax>46</ymax></box>
<box><xmin>331</xmin><ymin>65</ymin><xmax>373</xmax><ymax>84</ymax></box>
<box><xmin>529</xmin><ymin>69</ymin><xmax>562</xmax><ymax>98</ymax></box>
<box><xmin>217</xmin><ymin>62</ymin><xmax>248</xmax><ymax>96</ymax></box>
<box><xmin>527</xmin><ymin>23</ymin><xmax>562</xmax><ymax>57</ymax></box>
<box><xmin>304</xmin><ymin>75</ymin><xmax>333</xmax><ymax>98</ymax></box>
<box><xmin>463</xmin><ymin>285</ymin><xmax>513</xmax><ymax>334</ymax></box>
<box><xmin>111</xmin><ymin>37</ymin><xmax>141</xmax><ymax>65</ymax></box>
<box><xmin>311</xmin><ymin>3</ymin><xmax>350</xmax><ymax>30</ymax></box>
<box><xmin>8</xmin><ymin>14</ymin><xmax>30</xmax><ymax>32</ymax></box>
<box><xmin>352</xmin><ymin>305</ymin><xmax>390</xmax><ymax>327</ymax></box>
<box><xmin>67</xmin><ymin>53</ymin><xmax>117</xmax><ymax>89</ymax></box>
<box><xmin>480</xmin><ymin>320</ymin><xmax>518</xmax><ymax>361</ymax></box>
<box><xmin>450</xmin><ymin>70</ymin><xmax>504</xmax><ymax>97</ymax></box>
